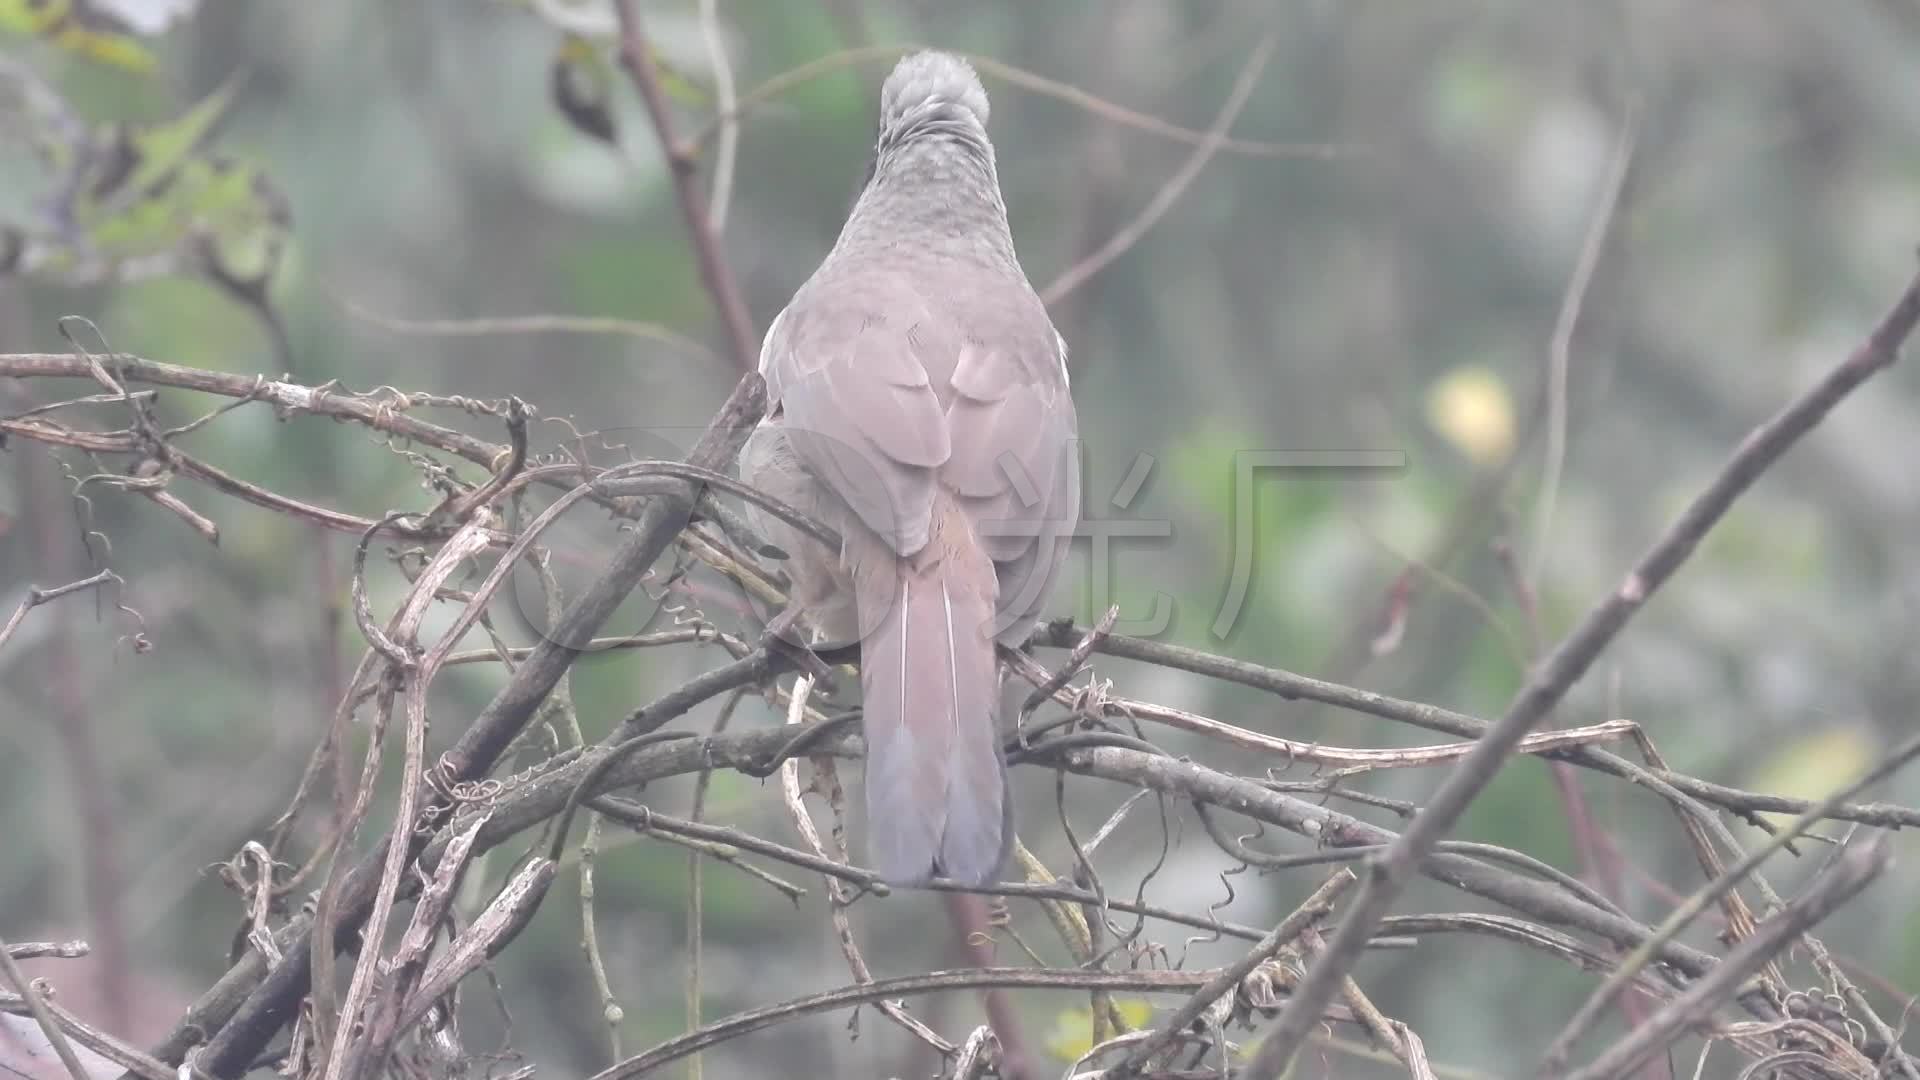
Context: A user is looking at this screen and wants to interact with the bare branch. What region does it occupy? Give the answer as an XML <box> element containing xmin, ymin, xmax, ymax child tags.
<box><xmin>697</xmin><ymin>0</ymin><xmax>738</xmax><ymax>233</ymax></box>
<box><xmin>1040</xmin><ymin>31</ymin><xmax>1277</xmax><ymax>306</ymax></box>
<box><xmin>0</xmin><ymin>997</ymin><xmax>172</xmax><ymax>1080</ymax></box>
<box><xmin>324</xmin><ymin>513</ymin><xmax>496</xmax><ymax>1080</ymax></box>
<box><xmin>335</xmin><ymin>296</ymin><xmax>714</xmax><ymax>360</ymax></box>
<box><xmin>589</xmin><ymin>967</ymin><xmax>1241</xmax><ymax>1080</ymax></box>
<box><xmin>775</xmin><ymin>674</ymin><xmax>953</xmax><ymax>1054</ymax></box>
<box><xmin>610</xmin><ymin>0</ymin><xmax>758</xmax><ymax>373</ymax></box>
<box><xmin>685</xmin><ymin>45</ymin><xmax>1358</xmax><ymax>162</ymax></box>
<box><xmin>0</xmin><ymin>931</ymin><xmax>94</xmax><ymax>1080</ymax></box>
<box><xmin>1541</xmin><ymin>728</ymin><xmax>1920</xmax><ymax>1072</ymax></box>
<box><xmin>1528</xmin><ymin>97</ymin><xmax>1638</xmax><ymax>586</ymax></box>
<box><xmin>2</xmin><ymin>943</ymin><xmax>89</xmax><ymax>961</ymax></box>
<box><xmin>8</xmin><ymin>269</ymin><xmax>1897</xmax><ymax>1080</ymax></box>
<box><xmin>1563</xmin><ymin>835</ymin><xmax>1892</xmax><ymax>1080</ymax></box>
<box><xmin>168</xmin><ymin>372</ymin><xmax>768</xmax><ymax>1076</ymax></box>
<box><xmin>1244</xmin><ymin>260</ymin><xmax>1920</xmax><ymax>1080</ymax></box>
<box><xmin>1025</xmin><ymin>621</ymin><xmax>1920</xmax><ymax>830</ymax></box>
<box><xmin>387</xmin><ymin>858</ymin><xmax>557</xmax><ymax>1047</ymax></box>
<box><xmin>1116</xmin><ymin>869</ymin><xmax>1357</xmax><ymax>1074</ymax></box>
<box><xmin>0</xmin><ymin>569</ymin><xmax>119</xmax><ymax>653</ymax></box>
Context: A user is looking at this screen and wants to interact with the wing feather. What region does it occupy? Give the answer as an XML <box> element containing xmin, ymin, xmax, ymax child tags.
<box><xmin>762</xmin><ymin>294</ymin><xmax>950</xmax><ymax>556</ymax></box>
<box><xmin>943</xmin><ymin>339</ymin><xmax>1078</xmax><ymax>635</ymax></box>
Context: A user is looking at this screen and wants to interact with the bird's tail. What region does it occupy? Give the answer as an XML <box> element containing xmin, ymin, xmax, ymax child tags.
<box><xmin>856</xmin><ymin>526</ymin><xmax>1005</xmax><ymax>887</ymax></box>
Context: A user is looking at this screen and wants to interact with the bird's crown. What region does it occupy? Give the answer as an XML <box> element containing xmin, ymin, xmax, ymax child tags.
<box><xmin>879</xmin><ymin>50</ymin><xmax>990</xmax><ymax>132</ymax></box>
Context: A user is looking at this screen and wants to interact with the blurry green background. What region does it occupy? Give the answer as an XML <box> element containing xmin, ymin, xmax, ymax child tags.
<box><xmin>5</xmin><ymin>2</ymin><xmax>1920</xmax><ymax>1077</ymax></box>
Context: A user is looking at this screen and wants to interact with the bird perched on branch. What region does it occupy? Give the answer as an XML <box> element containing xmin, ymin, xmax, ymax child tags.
<box><xmin>741</xmin><ymin>50</ymin><xmax>1080</xmax><ymax>887</ymax></box>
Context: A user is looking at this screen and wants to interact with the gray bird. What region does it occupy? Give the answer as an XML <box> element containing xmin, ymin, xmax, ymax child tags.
<box><xmin>741</xmin><ymin>50</ymin><xmax>1080</xmax><ymax>887</ymax></box>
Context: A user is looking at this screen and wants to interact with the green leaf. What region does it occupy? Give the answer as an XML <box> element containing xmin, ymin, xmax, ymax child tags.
<box><xmin>4</xmin><ymin>71</ymin><xmax>290</xmax><ymax>340</ymax></box>
<box><xmin>74</xmin><ymin>71</ymin><xmax>242</xmax><ymax>219</ymax></box>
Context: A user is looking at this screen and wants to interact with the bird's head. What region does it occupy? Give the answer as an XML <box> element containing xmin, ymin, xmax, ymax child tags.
<box><xmin>874</xmin><ymin>50</ymin><xmax>991</xmax><ymax>160</ymax></box>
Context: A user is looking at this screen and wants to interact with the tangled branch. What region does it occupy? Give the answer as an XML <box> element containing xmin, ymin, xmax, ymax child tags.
<box><xmin>6</xmin><ymin>290</ymin><xmax>1920</xmax><ymax>1077</ymax></box>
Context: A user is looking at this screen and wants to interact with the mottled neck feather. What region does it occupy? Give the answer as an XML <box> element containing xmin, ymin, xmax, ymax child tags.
<box><xmin>831</xmin><ymin>103</ymin><xmax>1018</xmax><ymax>271</ymax></box>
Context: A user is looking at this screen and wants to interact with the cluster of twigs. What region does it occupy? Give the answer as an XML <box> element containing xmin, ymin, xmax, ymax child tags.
<box><xmin>5</xmin><ymin>260</ymin><xmax>1920</xmax><ymax>1077</ymax></box>
<box><xmin>8</xmin><ymin>8</ymin><xmax>1920</xmax><ymax>1080</ymax></box>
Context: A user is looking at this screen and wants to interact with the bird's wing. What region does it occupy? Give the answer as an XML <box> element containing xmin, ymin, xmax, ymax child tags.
<box><xmin>942</xmin><ymin>326</ymin><xmax>1080</xmax><ymax>637</ymax></box>
<box><xmin>759</xmin><ymin>295</ymin><xmax>952</xmax><ymax>557</ymax></box>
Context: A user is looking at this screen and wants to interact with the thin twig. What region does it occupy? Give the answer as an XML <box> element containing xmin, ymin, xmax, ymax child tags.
<box><xmin>508</xmin><ymin>723</ymin><xmax>1738</xmax><ymax>985</ymax></box>
<box><xmin>0</xmin><ymin>994</ymin><xmax>172</xmax><ymax>1080</ymax></box>
<box><xmin>683</xmin><ymin>688</ymin><xmax>741</xmax><ymax>1080</ymax></box>
<box><xmin>1023</xmin><ymin>620</ymin><xmax>1920</xmax><ymax>830</ymax></box>
<box><xmin>324</xmin><ymin>514</ymin><xmax>496</xmax><ymax>1080</ymax></box>
<box><xmin>611</xmin><ymin>0</ymin><xmax>758</xmax><ymax>373</ymax></box>
<box><xmin>1540</xmin><ymin>729</ymin><xmax>1920</xmax><ymax>1073</ymax></box>
<box><xmin>2</xmin><ymin>942</ymin><xmax>89</xmax><ymax>961</ymax></box>
<box><xmin>587</xmin><ymin>801</ymin><xmax>1276</xmax><ymax>940</ymax></box>
<box><xmin>697</xmin><ymin>0</ymin><xmax>737</xmax><ymax>233</ymax></box>
<box><xmin>1116</xmin><ymin>869</ymin><xmax>1356</xmax><ymax>1075</ymax></box>
<box><xmin>684</xmin><ymin>44</ymin><xmax>1355</xmax><ymax>162</ymax></box>
<box><xmin>588</xmin><ymin>968</ymin><xmax>1232</xmax><ymax>1080</ymax></box>
<box><xmin>1564</xmin><ymin>835</ymin><xmax>1892</xmax><ymax>1080</ymax></box>
<box><xmin>1292</xmin><ymin>927</ymin><xmax>1423</xmax><ymax>1075</ymax></box>
<box><xmin>1528</xmin><ymin>98</ymin><xmax>1638</xmax><ymax>586</ymax></box>
<box><xmin>1021</xmin><ymin>604</ymin><xmax>1118</xmax><ymax>718</ymax></box>
<box><xmin>336</xmin><ymin>296</ymin><xmax>713</xmax><ymax>359</ymax></box>
<box><xmin>0</xmin><ymin>569</ymin><xmax>119</xmax><ymax>653</ymax></box>
<box><xmin>581</xmin><ymin>784</ymin><xmax>624</xmax><ymax>1055</ymax></box>
<box><xmin>1040</xmin><ymin>31</ymin><xmax>1277</xmax><ymax>306</ymax></box>
<box><xmin>590</xmin><ymin>797</ymin><xmax>806</xmax><ymax>901</ymax></box>
<box><xmin>1010</xmin><ymin>644</ymin><xmax>1640</xmax><ymax>771</ymax></box>
<box><xmin>776</xmin><ymin>672</ymin><xmax>954</xmax><ymax>1055</ymax></box>
<box><xmin>1804</xmin><ymin>933</ymin><xmax>1920</xmax><ymax>1080</ymax></box>
<box><xmin>0</xmin><ymin>931</ymin><xmax>93</xmax><ymax>1080</ymax></box>
<box><xmin>388</xmin><ymin>858</ymin><xmax>557</xmax><ymax>1043</ymax></box>
<box><xmin>175</xmin><ymin>373</ymin><xmax>768</xmax><ymax>1075</ymax></box>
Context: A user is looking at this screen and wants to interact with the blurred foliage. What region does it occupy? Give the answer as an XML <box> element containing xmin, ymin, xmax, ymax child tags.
<box><xmin>1042</xmin><ymin>998</ymin><xmax>1156</xmax><ymax>1062</ymax></box>
<box><xmin>5</xmin><ymin>1</ymin><xmax>1920</xmax><ymax>1077</ymax></box>
<box><xmin>0</xmin><ymin>0</ymin><xmax>177</xmax><ymax>73</ymax></box>
<box><xmin>0</xmin><ymin>52</ymin><xmax>290</xmax><ymax>360</ymax></box>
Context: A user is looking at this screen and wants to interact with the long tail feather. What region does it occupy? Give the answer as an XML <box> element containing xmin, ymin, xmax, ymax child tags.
<box><xmin>860</xmin><ymin>552</ymin><xmax>1004</xmax><ymax>886</ymax></box>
